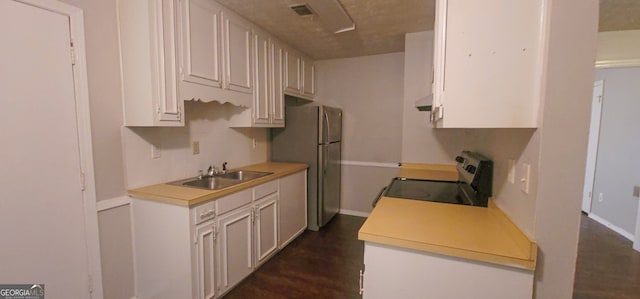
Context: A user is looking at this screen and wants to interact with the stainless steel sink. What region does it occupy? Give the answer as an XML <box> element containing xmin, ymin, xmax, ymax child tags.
<box><xmin>216</xmin><ymin>170</ymin><xmax>272</xmax><ymax>181</ymax></box>
<box><xmin>169</xmin><ymin>170</ymin><xmax>273</xmax><ymax>190</ymax></box>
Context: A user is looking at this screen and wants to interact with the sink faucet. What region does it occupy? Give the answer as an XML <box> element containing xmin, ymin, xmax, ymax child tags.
<box><xmin>207</xmin><ymin>165</ymin><xmax>216</xmax><ymax>177</ymax></box>
<box><xmin>222</xmin><ymin>162</ymin><xmax>228</xmax><ymax>174</ymax></box>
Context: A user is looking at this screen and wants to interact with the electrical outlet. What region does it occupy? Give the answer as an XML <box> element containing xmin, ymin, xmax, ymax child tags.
<box><xmin>252</xmin><ymin>138</ymin><xmax>256</xmax><ymax>149</ymax></box>
<box><xmin>520</xmin><ymin>163</ymin><xmax>530</xmax><ymax>194</ymax></box>
<box><xmin>507</xmin><ymin>159</ymin><xmax>515</xmax><ymax>184</ymax></box>
<box><xmin>151</xmin><ymin>144</ymin><xmax>161</xmax><ymax>159</ymax></box>
<box><xmin>192</xmin><ymin>141</ymin><xmax>200</xmax><ymax>155</ymax></box>
<box><xmin>598</xmin><ymin>193</ymin><xmax>604</xmax><ymax>203</ymax></box>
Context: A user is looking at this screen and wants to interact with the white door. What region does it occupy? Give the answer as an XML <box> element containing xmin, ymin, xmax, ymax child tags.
<box><xmin>0</xmin><ymin>1</ymin><xmax>94</xmax><ymax>297</ymax></box>
<box><xmin>195</xmin><ymin>221</ymin><xmax>217</xmax><ymax>299</ymax></box>
<box><xmin>582</xmin><ymin>80</ymin><xmax>604</xmax><ymax>213</ymax></box>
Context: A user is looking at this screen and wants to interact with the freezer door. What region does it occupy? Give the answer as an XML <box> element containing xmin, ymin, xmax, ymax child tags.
<box><xmin>318</xmin><ymin>142</ymin><xmax>341</xmax><ymax>227</ymax></box>
<box><xmin>320</xmin><ymin>106</ymin><xmax>342</xmax><ymax>144</ymax></box>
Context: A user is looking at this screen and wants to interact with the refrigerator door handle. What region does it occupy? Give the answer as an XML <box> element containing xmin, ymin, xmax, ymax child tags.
<box><xmin>322</xmin><ymin>145</ymin><xmax>328</xmax><ymax>174</ymax></box>
<box><xmin>323</xmin><ymin>110</ymin><xmax>330</xmax><ymax>144</ymax></box>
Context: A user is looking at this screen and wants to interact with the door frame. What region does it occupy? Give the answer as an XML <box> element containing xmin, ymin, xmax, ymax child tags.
<box><xmin>581</xmin><ymin>80</ymin><xmax>604</xmax><ymax>213</ymax></box>
<box><xmin>16</xmin><ymin>0</ymin><xmax>104</xmax><ymax>296</ymax></box>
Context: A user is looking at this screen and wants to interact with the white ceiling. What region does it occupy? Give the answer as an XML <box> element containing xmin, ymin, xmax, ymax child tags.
<box><xmin>216</xmin><ymin>0</ymin><xmax>640</xmax><ymax>60</ymax></box>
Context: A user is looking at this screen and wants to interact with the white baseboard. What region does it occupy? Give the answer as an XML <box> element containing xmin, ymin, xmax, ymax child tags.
<box><xmin>97</xmin><ymin>195</ymin><xmax>132</xmax><ymax>212</ymax></box>
<box><xmin>339</xmin><ymin>209</ymin><xmax>370</xmax><ymax>218</ymax></box>
<box><xmin>588</xmin><ymin>213</ymin><xmax>635</xmax><ymax>241</ymax></box>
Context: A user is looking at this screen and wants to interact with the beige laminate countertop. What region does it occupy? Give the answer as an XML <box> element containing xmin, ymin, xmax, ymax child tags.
<box><xmin>128</xmin><ymin>162</ymin><xmax>308</xmax><ymax>207</ymax></box>
<box><xmin>358</xmin><ymin>164</ymin><xmax>537</xmax><ymax>271</ymax></box>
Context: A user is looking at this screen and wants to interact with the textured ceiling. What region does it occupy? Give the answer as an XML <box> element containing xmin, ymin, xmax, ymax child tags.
<box><xmin>599</xmin><ymin>0</ymin><xmax>640</xmax><ymax>32</ymax></box>
<box><xmin>216</xmin><ymin>0</ymin><xmax>639</xmax><ymax>60</ymax></box>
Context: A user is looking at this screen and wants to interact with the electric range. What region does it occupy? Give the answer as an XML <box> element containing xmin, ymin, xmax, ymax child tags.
<box><xmin>375</xmin><ymin>151</ymin><xmax>493</xmax><ymax>207</ymax></box>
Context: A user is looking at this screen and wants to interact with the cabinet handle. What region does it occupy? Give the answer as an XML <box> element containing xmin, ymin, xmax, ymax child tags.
<box><xmin>199</xmin><ymin>209</ymin><xmax>215</xmax><ymax>219</ymax></box>
<box><xmin>359</xmin><ymin>269</ymin><xmax>364</xmax><ymax>295</ymax></box>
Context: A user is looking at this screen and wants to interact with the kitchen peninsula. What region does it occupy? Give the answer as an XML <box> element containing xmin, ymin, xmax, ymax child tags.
<box><xmin>359</xmin><ymin>164</ymin><xmax>537</xmax><ymax>298</ymax></box>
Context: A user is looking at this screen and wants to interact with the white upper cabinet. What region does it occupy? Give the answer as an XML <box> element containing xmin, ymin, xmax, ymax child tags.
<box><xmin>117</xmin><ymin>0</ymin><xmax>184</xmax><ymax>126</ymax></box>
<box><xmin>283</xmin><ymin>48</ymin><xmax>315</xmax><ymax>101</ymax></box>
<box><xmin>301</xmin><ymin>56</ymin><xmax>315</xmax><ymax>98</ymax></box>
<box><xmin>229</xmin><ymin>30</ymin><xmax>286</xmax><ymax>127</ymax></box>
<box><xmin>222</xmin><ymin>11</ymin><xmax>253</xmax><ymax>94</ymax></box>
<box><xmin>284</xmin><ymin>48</ymin><xmax>301</xmax><ymax>95</ymax></box>
<box><xmin>179</xmin><ymin>0</ymin><xmax>253</xmax><ymax>106</ymax></box>
<box><xmin>179</xmin><ymin>0</ymin><xmax>222</xmax><ymax>89</ymax></box>
<box><xmin>431</xmin><ymin>0</ymin><xmax>544</xmax><ymax>128</ymax></box>
<box><xmin>253</xmin><ymin>29</ymin><xmax>271</xmax><ymax>125</ymax></box>
<box><xmin>270</xmin><ymin>40</ymin><xmax>285</xmax><ymax>125</ymax></box>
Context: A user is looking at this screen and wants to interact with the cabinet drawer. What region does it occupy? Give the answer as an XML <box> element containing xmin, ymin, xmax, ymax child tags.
<box><xmin>254</xmin><ymin>180</ymin><xmax>278</xmax><ymax>200</ymax></box>
<box><xmin>193</xmin><ymin>200</ymin><xmax>216</xmax><ymax>225</ymax></box>
<box><xmin>216</xmin><ymin>189</ymin><xmax>252</xmax><ymax>215</ymax></box>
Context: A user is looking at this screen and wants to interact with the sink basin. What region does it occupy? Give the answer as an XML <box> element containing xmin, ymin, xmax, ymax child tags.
<box><xmin>181</xmin><ymin>176</ymin><xmax>239</xmax><ymax>190</ymax></box>
<box><xmin>217</xmin><ymin>170</ymin><xmax>272</xmax><ymax>181</ymax></box>
<box><xmin>169</xmin><ymin>170</ymin><xmax>273</xmax><ymax>190</ymax></box>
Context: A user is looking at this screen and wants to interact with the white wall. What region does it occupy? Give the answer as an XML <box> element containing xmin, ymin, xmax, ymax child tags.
<box><xmin>123</xmin><ymin>101</ymin><xmax>269</xmax><ymax>188</ymax></box>
<box><xmin>591</xmin><ymin>67</ymin><xmax>640</xmax><ymax>234</ymax></box>
<box><xmin>533</xmin><ymin>0</ymin><xmax>599</xmax><ymax>297</ymax></box>
<box><xmin>315</xmin><ymin>53</ymin><xmax>405</xmax><ymax>213</ymax></box>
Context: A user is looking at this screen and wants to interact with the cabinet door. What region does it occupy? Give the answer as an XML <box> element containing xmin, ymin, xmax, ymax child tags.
<box><xmin>432</xmin><ymin>0</ymin><xmax>541</xmax><ymax>128</ymax></box>
<box><xmin>284</xmin><ymin>48</ymin><xmax>301</xmax><ymax>94</ymax></box>
<box><xmin>180</xmin><ymin>0</ymin><xmax>222</xmax><ymax>88</ymax></box>
<box><xmin>278</xmin><ymin>171</ymin><xmax>307</xmax><ymax>247</ymax></box>
<box><xmin>270</xmin><ymin>40</ymin><xmax>285</xmax><ymax>125</ymax></box>
<box><xmin>217</xmin><ymin>205</ymin><xmax>253</xmax><ymax>294</ymax></box>
<box><xmin>195</xmin><ymin>221</ymin><xmax>217</xmax><ymax>299</ymax></box>
<box><xmin>301</xmin><ymin>57</ymin><xmax>315</xmax><ymax>98</ymax></box>
<box><xmin>222</xmin><ymin>11</ymin><xmax>252</xmax><ymax>94</ymax></box>
<box><xmin>155</xmin><ymin>0</ymin><xmax>182</xmax><ymax>122</ymax></box>
<box><xmin>253</xmin><ymin>30</ymin><xmax>270</xmax><ymax>125</ymax></box>
<box><xmin>254</xmin><ymin>194</ymin><xmax>279</xmax><ymax>267</ymax></box>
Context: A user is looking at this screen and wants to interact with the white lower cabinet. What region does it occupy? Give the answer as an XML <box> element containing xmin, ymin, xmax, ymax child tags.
<box><xmin>278</xmin><ymin>171</ymin><xmax>307</xmax><ymax>247</ymax></box>
<box><xmin>361</xmin><ymin>242</ymin><xmax>534</xmax><ymax>299</ymax></box>
<box><xmin>217</xmin><ymin>186</ymin><xmax>279</xmax><ymax>296</ymax></box>
<box><xmin>195</xmin><ymin>220</ymin><xmax>217</xmax><ymax>299</ymax></box>
<box><xmin>132</xmin><ymin>172</ymin><xmax>307</xmax><ymax>299</ymax></box>
<box><xmin>216</xmin><ymin>204</ymin><xmax>254</xmax><ymax>295</ymax></box>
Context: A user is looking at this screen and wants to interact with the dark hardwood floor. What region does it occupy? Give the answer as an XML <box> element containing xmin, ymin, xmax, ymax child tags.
<box><xmin>573</xmin><ymin>213</ymin><xmax>640</xmax><ymax>299</ymax></box>
<box><xmin>223</xmin><ymin>214</ymin><xmax>366</xmax><ymax>299</ymax></box>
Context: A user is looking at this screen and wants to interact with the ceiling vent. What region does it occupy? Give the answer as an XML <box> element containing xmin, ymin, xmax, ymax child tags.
<box><xmin>290</xmin><ymin>4</ymin><xmax>314</xmax><ymax>16</ymax></box>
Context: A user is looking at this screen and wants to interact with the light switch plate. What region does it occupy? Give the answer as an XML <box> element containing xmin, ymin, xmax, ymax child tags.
<box><xmin>507</xmin><ymin>159</ymin><xmax>515</xmax><ymax>184</ymax></box>
<box><xmin>151</xmin><ymin>144</ymin><xmax>161</xmax><ymax>159</ymax></box>
<box><xmin>192</xmin><ymin>141</ymin><xmax>200</xmax><ymax>155</ymax></box>
<box><xmin>520</xmin><ymin>163</ymin><xmax>530</xmax><ymax>194</ymax></box>
<box><xmin>634</xmin><ymin>186</ymin><xmax>640</xmax><ymax>198</ymax></box>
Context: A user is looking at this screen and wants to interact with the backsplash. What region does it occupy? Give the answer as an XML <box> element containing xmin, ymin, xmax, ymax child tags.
<box><xmin>122</xmin><ymin>101</ymin><xmax>268</xmax><ymax>189</ymax></box>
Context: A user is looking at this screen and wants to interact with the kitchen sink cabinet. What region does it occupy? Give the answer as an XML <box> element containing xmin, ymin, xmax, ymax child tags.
<box><xmin>117</xmin><ymin>0</ymin><xmax>184</xmax><ymax>126</ymax></box>
<box><xmin>362</xmin><ymin>242</ymin><xmax>534</xmax><ymax>299</ymax></box>
<box><xmin>278</xmin><ymin>171</ymin><xmax>307</xmax><ymax>247</ymax></box>
<box><xmin>216</xmin><ymin>203</ymin><xmax>253</xmax><ymax>295</ymax></box>
<box><xmin>431</xmin><ymin>0</ymin><xmax>544</xmax><ymax>128</ymax></box>
<box><xmin>131</xmin><ymin>169</ymin><xmax>307</xmax><ymax>298</ymax></box>
<box><xmin>217</xmin><ymin>183</ymin><xmax>279</xmax><ymax>295</ymax></box>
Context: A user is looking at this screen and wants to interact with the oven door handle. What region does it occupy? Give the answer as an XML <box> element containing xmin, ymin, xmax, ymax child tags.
<box><xmin>372</xmin><ymin>186</ymin><xmax>388</xmax><ymax>207</ymax></box>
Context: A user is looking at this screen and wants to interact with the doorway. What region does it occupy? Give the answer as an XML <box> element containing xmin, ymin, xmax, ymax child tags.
<box><xmin>0</xmin><ymin>0</ymin><xmax>102</xmax><ymax>297</ymax></box>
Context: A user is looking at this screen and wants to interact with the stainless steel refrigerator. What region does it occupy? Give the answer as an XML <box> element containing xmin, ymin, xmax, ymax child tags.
<box><xmin>271</xmin><ymin>105</ymin><xmax>342</xmax><ymax>231</ymax></box>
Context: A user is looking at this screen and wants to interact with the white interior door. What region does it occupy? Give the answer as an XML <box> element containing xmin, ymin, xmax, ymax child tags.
<box><xmin>0</xmin><ymin>1</ymin><xmax>93</xmax><ymax>297</ymax></box>
<box><xmin>582</xmin><ymin>80</ymin><xmax>604</xmax><ymax>213</ymax></box>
